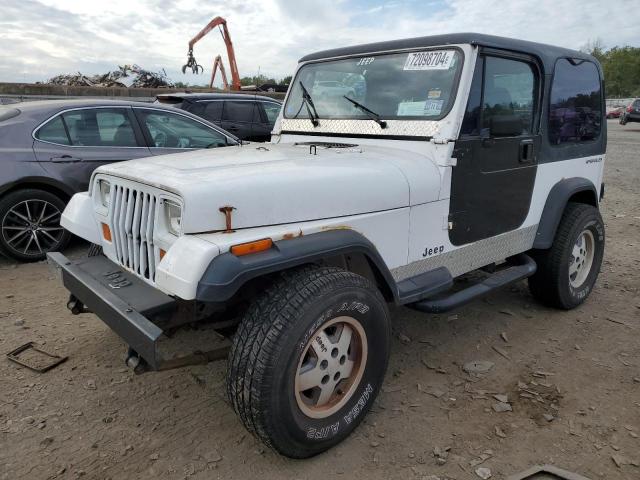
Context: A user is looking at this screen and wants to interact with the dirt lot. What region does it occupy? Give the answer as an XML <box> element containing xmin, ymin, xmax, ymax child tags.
<box><xmin>1</xmin><ymin>121</ymin><xmax>638</xmax><ymax>480</ymax></box>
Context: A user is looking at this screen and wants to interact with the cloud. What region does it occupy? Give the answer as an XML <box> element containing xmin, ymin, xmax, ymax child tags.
<box><xmin>0</xmin><ymin>0</ymin><xmax>637</xmax><ymax>85</ymax></box>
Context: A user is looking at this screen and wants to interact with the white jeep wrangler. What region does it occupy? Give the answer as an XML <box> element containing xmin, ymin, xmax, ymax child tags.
<box><xmin>50</xmin><ymin>33</ymin><xmax>606</xmax><ymax>458</ymax></box>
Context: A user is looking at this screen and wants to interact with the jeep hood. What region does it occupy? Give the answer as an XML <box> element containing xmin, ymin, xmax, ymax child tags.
<box><xmin>95</xmin><ymin>143</ymin><xmax>441</xmax><ymax>233</ymax></box>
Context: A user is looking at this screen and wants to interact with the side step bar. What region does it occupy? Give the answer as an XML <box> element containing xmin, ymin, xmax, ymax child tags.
<box><xmin>408</xmin><ymin>254</ymin><xmax>537</xmax><ymax>314</ymax></box>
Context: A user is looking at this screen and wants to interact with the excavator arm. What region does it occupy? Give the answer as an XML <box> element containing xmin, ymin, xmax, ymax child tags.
<box><xmin>210</xmin><ymin>55</ymin><xmax>229</xmax><ymax>90</ymax></box>
<box><xmin>182</xmin><ymin>16</ymin><xmax>241</xmax><ymax>91</ymax></box>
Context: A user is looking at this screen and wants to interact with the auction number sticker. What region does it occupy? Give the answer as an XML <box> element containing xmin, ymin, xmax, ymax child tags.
<box><xmin>404</xmin><ymin>50</ymin><xmax>453</xmax><ymax>70</ymax></box>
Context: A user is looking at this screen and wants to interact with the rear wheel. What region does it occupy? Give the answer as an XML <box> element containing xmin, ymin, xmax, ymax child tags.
<box><xmin>529</xmin><ymin>202</ymin><xmax>604</xmax><ymax>309</ymax></box>
<box><xmin>0</xmin><ymin>189</ymin><xmax>70</xmax><ymax>262</ymax></box>
<box><xmin>226</xmin><ymin>266</ymin><xmax>390</xmax><ymax>458</ymax></box>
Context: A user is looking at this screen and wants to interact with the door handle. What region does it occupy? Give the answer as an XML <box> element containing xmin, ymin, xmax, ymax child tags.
<box><xmin>51</xmin><ymin>154</ymin><xmax>82</xmax><ymax>163</ymax></box>
<box><xmin>519</xmin><ymin>139</ymin><xmax>534</xmax><ymax>163</ymax></box>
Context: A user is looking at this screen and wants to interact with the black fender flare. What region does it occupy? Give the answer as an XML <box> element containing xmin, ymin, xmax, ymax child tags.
<box><xmin>196</xmin><ymin>229</ymin><xmax>399</xmax><ymax>303</ymax></box>
<box><xmin>533</xmin><ymin>177</ymin><xmax>598</xmax><ymax>249</ymax></box>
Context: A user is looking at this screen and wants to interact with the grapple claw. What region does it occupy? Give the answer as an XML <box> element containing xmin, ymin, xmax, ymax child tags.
<box><xmin>182</xmin><ymin>50</ymin><xmax>203</xmax><ymax>75</ymax></box>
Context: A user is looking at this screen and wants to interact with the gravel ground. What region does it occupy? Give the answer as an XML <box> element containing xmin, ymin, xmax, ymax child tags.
<box><xmin>1</xmin><ymin>121</ymin><xmax>638</xmax><ymax>480</ymax></box>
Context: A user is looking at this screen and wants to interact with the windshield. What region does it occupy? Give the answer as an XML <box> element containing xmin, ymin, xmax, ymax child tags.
<box><xmin>284</xmin><ymin>49</ymin><xmax>463</xmax><ymax>121</ymax></box>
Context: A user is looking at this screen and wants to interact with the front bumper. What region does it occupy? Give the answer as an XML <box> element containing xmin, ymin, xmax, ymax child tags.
<box><xmin>48</xmin><ymin>252</ymin><xmax>176</xmax><ymax>370</ymax></box>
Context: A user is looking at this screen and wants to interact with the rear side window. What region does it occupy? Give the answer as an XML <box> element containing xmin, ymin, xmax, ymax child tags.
<box><xmin>549</xmin><ymin>59</ymin><xmax>602</xmax><ymax>145</ymax></box>
<box><xmin>0</xmin><ymin>107</ymin><xmax>20</xmax><ymax>122</ymax></box>
<box><xmin>36</xmin><ymin>116</ymin><xmax>70</xmax><ymax>145</ymax></box>
<box><xmin>62</xmin><ymin>109</ymin><xmax>138</xmax><ymax>147</ymax></box>
<box><xmin>203</xmin><ymin>101</ymin><xmax>224</xmax><ymax>122</ymax></box>
<box><xmin>223</xmin><ymin>101</ymin><xmax>257</xmax><ymax>123</ymax></box>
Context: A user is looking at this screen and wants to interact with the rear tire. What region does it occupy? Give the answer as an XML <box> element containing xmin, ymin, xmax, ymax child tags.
<box><xmin>528</xmin><ymin>202</ymin><xmax>604</xmax><ymax>309</ymax></box>
<box><xmin>226</xmin><ymin>265</ymin><xmax>390</xmax><ymax>458</ymax></box>
<box><xmin>0</xmin><ymin>189</ymin><xmax>70</xmax><ymax>262</ymax></box>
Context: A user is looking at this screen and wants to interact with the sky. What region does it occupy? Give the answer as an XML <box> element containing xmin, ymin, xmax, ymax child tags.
<box><xmin>0</xmin><ymin>0</ymin><xmax>638</xmax><ymax>87</ymax></box>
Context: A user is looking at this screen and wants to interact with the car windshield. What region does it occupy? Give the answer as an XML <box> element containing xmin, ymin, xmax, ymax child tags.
<box><xmin>284</xmin><ymin>49</ymin><xmax>463</xmax><ymax>121</ymax></box>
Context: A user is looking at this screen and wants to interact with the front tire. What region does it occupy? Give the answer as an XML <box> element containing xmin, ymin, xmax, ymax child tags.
<box><xmin>528</xmin><ymin>202</ymin><xmax>604</xmax><ymax>309</ymax></box>
<box><xmin>0</xmin><ymin>189</ymin><xmax>70</xmax><ymax>262</ymax></box>
<box><xmin>226</xmin><ymin>266</ymin><xmax>390</xmax><ymax>458</ymax></box>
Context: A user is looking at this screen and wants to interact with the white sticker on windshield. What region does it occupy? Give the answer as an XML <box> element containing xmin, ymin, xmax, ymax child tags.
<box><xmin>397</xmin><ymin>101</ymin><xmax>426</xmax><ymax>116</ymax></box>
<box><xmin>404</xmin><ymin>50</ymin><xmax>454</xmax><ymax>70</ymax></box>
<box><xmin>397</xmin><ymin>99</ymin><xmax>444</xmax><ymax>116</ymax></box>
<box><xmin>423</xmin><ymin>99</ymin><xmax>444</xmax><ymax>116</ymax></box>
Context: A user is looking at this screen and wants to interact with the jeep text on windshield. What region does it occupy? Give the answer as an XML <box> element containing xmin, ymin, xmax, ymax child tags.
<box><xmin>284</xmin><ymin>49</ymin><xmax>463</xmax><ymax>122</ymax></box>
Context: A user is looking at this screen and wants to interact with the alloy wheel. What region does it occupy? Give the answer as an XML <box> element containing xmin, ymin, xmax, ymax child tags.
<box><xmin>295</xmin><ymin>316</ymin><xmax>368</xmax><ymax>419</ymax></box>
<box><xmin>569</xmin><ymin>229</ymin><xmax>595</xmax><ymax>288</ymax></box>
<box><xmin>1</xmin><ymin>199</ymin><xmax>64</xmax><ymax>257</ymax></box>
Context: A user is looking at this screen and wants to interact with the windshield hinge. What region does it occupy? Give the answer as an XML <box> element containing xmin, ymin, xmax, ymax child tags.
<box><xmin>430</xmin><ymin>137</ymin><xmax>451</xmax><ymax>145</ymax></box>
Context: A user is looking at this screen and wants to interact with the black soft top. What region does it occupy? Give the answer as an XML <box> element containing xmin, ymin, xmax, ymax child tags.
<box><xmin>300</xmin><ymin>32</ymin><xmax>598</xmax><ymax>73</ymax></box>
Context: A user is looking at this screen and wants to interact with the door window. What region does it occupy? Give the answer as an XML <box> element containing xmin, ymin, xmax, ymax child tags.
<box><xmin>137</xmin><ymin>109</ymin><xmax>228</xmax><ymax>148</ymax></box>
<box><xmin>222</xmin><ymin>101</ymin><xmax>256</xmax><ymax>123</ymax></box>
<box><xmin>549</xmin><ymin>59</ymin><xmax>602</xmax><ymax>144</ymax></box>
<box><xmin>202</xmin><ymin>101</ymin><xmax>224</xmax><ymax>122</ymax></box>
<box><xmin>460</xmin><ymin>56</ymin><xmax>536</xmax><ymax>137</ymax></box>
<box><xmin>482</xmin><ymin>57</ymin><xmax>535</xmax><ymax>135</ymax></box>
<box><xmin>60</xmin><ymin>109</ymin><xmax>138</xmax><ymax>147</ymax></box>
<box><xmin>262</xmin><ymin>102</ymin><xmax>281</xmax><ymax>124</ymax></box>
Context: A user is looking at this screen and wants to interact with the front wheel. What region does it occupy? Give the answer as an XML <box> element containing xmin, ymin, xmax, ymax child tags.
<box><xmin>528</xmin><ymin>202</ymin><xmax>604</xmax><ymax>309</ymax></box>
<box><xmin>226</xmin><ymin>266</ymin><xmax>390</xmax><ymax>458</ymax></box>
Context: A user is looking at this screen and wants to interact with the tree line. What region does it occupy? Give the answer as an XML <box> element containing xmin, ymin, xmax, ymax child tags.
<box><xmin>584</xmin><ymin>41</ymin><xmax>640</xmax><ymax>97</ymax></box>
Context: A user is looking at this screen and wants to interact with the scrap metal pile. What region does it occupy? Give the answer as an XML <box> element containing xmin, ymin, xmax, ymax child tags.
<box><xmin>45</xmin><ymin>64</ymin><xmax>174</xmax><ymax>88</ymax></box>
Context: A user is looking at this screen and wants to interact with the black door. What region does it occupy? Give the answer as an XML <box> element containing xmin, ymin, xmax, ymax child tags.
<box><xmin>220</xmin><ymin>100</ymin><xmax>255</xmax><ymax>140</ymax></box>
<box><xmin>449</xmin><ymin>53</ymin><xmax>541</xmax><ymax>246</ymax></box>
<box><xmin>251</xmin><ymin>101</ymin><xmax>281</xmax><ymax>141</ymax></box>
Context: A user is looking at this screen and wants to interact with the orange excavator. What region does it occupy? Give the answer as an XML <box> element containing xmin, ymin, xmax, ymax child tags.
<box><xmin>181</xmin><ymin>16</ymin><xmax>241</xmax><ymax>91</ymax></box>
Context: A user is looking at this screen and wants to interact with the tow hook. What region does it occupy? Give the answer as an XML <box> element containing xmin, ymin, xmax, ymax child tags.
<box><xmin>66</xmin><ymin>295</ymin><xmax>85</xmax><ymax>315</ymax></box>
<box><xmin>125</xmin><ymin>348</ymin><xmax>148</xmax><ymax>375</ymax></box>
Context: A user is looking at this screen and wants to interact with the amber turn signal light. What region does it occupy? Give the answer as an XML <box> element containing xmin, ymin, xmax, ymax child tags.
<box><xmin>231</xmin><ymin>238</ymin><xmax>273</xmax><ymax>256</ymax></box>
<box><xmin>159</xmin><ymin>249</ymin><xmax>166</xmax><ymax>260</ymax></box>
<box><xmin>101</xmin><ymin>223</ymin><xmax>112</xmax><ymax>242</ymax></box>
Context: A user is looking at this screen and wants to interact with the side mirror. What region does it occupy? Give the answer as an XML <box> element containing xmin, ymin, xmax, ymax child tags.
<box><xmin>489</xmin><ymin>115</ymin><xmax>523</xmax><ymax>137</ymax></box>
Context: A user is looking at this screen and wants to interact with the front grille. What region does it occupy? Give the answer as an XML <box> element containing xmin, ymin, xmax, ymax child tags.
<box><xmin>110</xmin><ymin>185</ymin><xmax>158</xmax><ymax>281</ymax></box>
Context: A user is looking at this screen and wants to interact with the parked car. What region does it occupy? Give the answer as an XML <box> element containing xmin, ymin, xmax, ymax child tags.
<box><xmin>51</xmin><ymin>33</ymin><xmax>606</xmax><ymax>459</ymax></box>
<box><xmin>0</xmin><ymin>99</ymin><xmax>238</xmax><ymax>262</ymax></box>
<box><xmin>155</xmin><ymin>93</ymin><xmax>282</xmax><ymax>142</ymax></box>
<box><xmin>606</xmin><ymin>105</ymin><xmax>624</xmax><ymax>118</ymax></box>
<box><xmin>619</xmin><ymin>98</ymin><xmax>640</xmax><ymax>124</ymax></box>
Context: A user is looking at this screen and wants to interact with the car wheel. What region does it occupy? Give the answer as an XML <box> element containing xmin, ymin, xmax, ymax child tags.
<box><xmin>0</xmin><ymin>189</ymin><xmax>71</xmax><ymax>262</ymax></box>
<box><xmin>226</xmin><ymin>265</ymin><xmax>390</xmax><ymax>458</ymax></box>
<box><xmin>528</xmin><ymin>202</ymin><xmax>604</xmax><ymax>309</ymax></box>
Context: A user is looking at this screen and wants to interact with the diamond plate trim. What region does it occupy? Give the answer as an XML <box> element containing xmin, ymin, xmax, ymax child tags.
<box><xmin>392</xmin><ymin>225</ymin><xmax>538</xmax><ymax>282</ymax></box>
<box><xmin>280</xmin><ymin>118</ymin><xmax>441</xmax><ymax>138</ymax></box>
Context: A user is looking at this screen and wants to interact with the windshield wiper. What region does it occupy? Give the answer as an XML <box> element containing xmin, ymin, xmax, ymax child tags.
<box><xmin>299</xmin><ymin>81</ymin><xmax>319</xmax><ymax>127</ymax></box>
<box><xmin>343</xmin><ymin>96</ymin><xmax>387</xmax><ymax>129</ymax></box>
